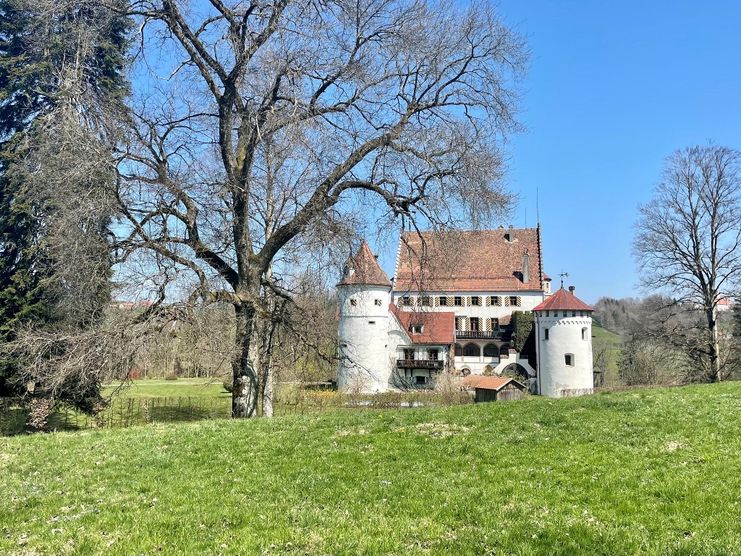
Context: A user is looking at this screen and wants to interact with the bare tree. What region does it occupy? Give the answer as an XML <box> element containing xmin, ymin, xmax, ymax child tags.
<box><xmin>635</xmin><ymin>146</ymin><xmax>741</xmax><ymax>382</ymax></box>
<box><xmin>115</xmin><ymin>0</ymin><xmax>526</xmax><ymax>417</ymax></box>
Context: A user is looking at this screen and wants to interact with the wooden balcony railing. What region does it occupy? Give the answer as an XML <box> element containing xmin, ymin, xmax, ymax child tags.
<box><xmin>396</xmin><ymin>359</ymin><xmax>444</xmax><ymax>369</ymax></box>
<box><xmin>455</xmin><ymin>330</ymin><xmax>506</xmax><ymax>340</ymax></box>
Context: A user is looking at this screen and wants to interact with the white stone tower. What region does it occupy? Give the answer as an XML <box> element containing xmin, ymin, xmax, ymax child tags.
<box><xmin>337</xmin><ymin>241</ymin><xmax>393</xmax><ymax>393</ymax></box>
<box><xmin>533</xmin><ymin>286</ymin><xmax>594</xmax><ymax>397</ymax></box>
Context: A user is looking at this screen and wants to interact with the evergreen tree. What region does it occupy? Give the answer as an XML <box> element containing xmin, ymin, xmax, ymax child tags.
<box><xmin>0</xmin><ymin>0</ymin><xmax>130</xmax><ymax>402</ymax></box>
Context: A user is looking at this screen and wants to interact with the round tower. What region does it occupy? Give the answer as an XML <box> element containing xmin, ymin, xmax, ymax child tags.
<box><xmin>337</xmin><ymin>241</ymin><xmax>393</xmax><ymax>393</ymax></box>
<box><xmin>533</xmin><ymin>286</ymin><xmax>594</xmax><ymax>397</ymax></box>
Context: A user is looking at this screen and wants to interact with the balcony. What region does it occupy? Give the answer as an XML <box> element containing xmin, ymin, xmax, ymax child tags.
<box><xmin>455</xmin><ymin>330</ymin><xmax>507</xmax><ymax>340</ymax></box>
<box><xmin>396</xmin><ymin>359</ymin><xmax>444</xmax><ymax>370</ymax></box>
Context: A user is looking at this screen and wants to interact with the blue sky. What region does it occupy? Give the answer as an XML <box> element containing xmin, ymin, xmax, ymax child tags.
<box><xmin>377</xmin><ymin>1</ymin><xmax>741</xmax><ymax>303</ymax></box>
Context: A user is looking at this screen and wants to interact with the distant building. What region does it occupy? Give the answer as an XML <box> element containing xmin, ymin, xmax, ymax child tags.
<box><xmin>336</xmin><ymin>227</ymin><xmax>594</xmax><ymax>397</ymax></box>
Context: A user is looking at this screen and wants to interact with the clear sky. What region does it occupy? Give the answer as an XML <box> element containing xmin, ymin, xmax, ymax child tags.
<box><xmin>377</xmin><ymin>1</ymin><xmax>741</xmax><ymax>304</ymax></box>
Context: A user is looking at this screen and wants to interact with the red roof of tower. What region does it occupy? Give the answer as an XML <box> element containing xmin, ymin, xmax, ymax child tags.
<box><xmin>389</xmin><ymin>304</ymin><xmax>455</xmax><ymax>345</ymax></box>
<box><xmin>394</xmin><ymin>228</ymin><xmax>544</xmax><ymax>292</ymax></box>
<box><xmin>532</xmin><ymin>288</ymin><xmax>592</xmax><ymax>312</ymax></box>
<box><xmin>338</xmin><ymin>241</ymin><xmax>392</xmax><ymax>287</ymax></box>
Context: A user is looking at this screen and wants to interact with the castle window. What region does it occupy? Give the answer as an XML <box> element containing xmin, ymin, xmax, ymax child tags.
<box><xmin>489</xmin><ymin>295</ymin><xmax>501</xmax><ymax>306</ymax></box>
<box><xmin>439</xmin><ymin>296</ymin><xmax>448</xmax><ymax>306</ymax></box>
<box><xmin>454</xmin><ymin>296</ymin><xmax>463</xmax><ymax>306</ymax></box>
<box><xmin>401</xmin><ymin>296</ymin><xmax>412</xmax><ymax>306</ymax></box>
<box><xmin>463</xmin><ymin>343</ymin><xmax>480</xmax><ymax>357</ymax></box>
<box><xmin>411</xmin><ymin>324</ymin><xmax>423</xmax><ymax>334</ymax></box>
<box><xmin>454</xmin><ymin>343</ymin><xmax>463</xmax><ymax>356</ymax></box>
<box><xmin>544</xmin><ymin>328</ymin><xmax>549</xmax><ymax>340</ymax></box>
<box><xmin>374</xmin><ymin>299</ymin><xmax>383</xmax><ymax>306</ymax></box>
<box><xmin>350</xmin><ymin>299</ymin><xmax>357</xmax><ymax>306</ymax></box>
<box><xmin>428</xmin><ymin>349</ymin><xmax>439</xmax><ymax>360</ymax></box>
<box><xmin>565</xmin><ymin>353</ymin><xmax>574</xmax><ymax>366</ymax></box>
<box><xmin>582</xmin><ymin>327</ymin><xmax>587</xmax><ymax>340</ymax></box>
<box><xmin>471</xmin><ymin>296</ymin><xmax>481</xmax><ymax>306</ymax></box>
<box><xmin>469</xmin><ymin>317</ymin><xmax>480</xmax><ymax>332</ymax></box>
<box><xmin>420</xmin><ymin>296</ymin><xmax>431</xmax><ymax>307</ymax></box>
<box><xmin>509</xmin><ymin>296</ymin><xmax>520</xmax><ymax>307</ymax></box>
<box><xmin>489</xmin><ymin>318</ymin><xmax>499</xmax><ymax>330</ymax></box>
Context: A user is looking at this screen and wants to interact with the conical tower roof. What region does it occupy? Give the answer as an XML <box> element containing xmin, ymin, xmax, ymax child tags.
<box><xmin>532</xmin><ymin>287</ymin><xmax>592</xmax><ymax>312</ymax></box>
<box><xmin>338</xmin><ymin>241</ymin><xmax>392</xmax><ymax>287</ymax></box>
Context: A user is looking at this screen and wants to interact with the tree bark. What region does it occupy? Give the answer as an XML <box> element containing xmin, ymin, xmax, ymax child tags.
<box><xmin>707</xmin><ymin>307</ymin><xmax>721</xmax><ymax>382</ymax></box>
<box><xmin>232</xmin><ymin>303</ymin><xmax>258</xmax><ymax>418</ymax></box>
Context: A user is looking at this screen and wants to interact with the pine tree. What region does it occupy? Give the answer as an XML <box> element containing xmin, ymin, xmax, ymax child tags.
<box><xmin>0</xmin><ymin>0</ymin><xmax>130</xmax><ymax>401</ymax></box>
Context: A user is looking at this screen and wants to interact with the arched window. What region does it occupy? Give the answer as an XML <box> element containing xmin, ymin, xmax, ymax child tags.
<box><xmin>454</xmin><ymin>343</ymin><xmax>463</xmax><ymax>357</ymax></box>
<box><xmin>463</xmin><ymin>343</ymin><xmax>480</xmax><ymax>357</ymax></box>
<box><xmin>500</xmin><ymin>344</ymin><xmax>510</xmax><ymax>356</ymax></box>
<box><xmin>582</xmin><ymin>327</ymin><xmax>588</xmax><ymax>340</ymax></box>
<box><xmin>483</xmin><ymin>343</ymin><xmax>499</xmax><ymax>357</ymax></box>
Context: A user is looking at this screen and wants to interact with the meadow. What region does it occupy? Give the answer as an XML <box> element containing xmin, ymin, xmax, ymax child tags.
<box><xmin>2</xmin><ymin>382</ymin><xmax>741</xmax><ymax>555</ymax></box>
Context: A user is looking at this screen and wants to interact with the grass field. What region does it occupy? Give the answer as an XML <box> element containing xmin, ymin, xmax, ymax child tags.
<box><xmin>2</xmin><ymin>382</ymin><xmax>741</xmax><ymax>555</ymax></box>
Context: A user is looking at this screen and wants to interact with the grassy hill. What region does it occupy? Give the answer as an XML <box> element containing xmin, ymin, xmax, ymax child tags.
<box><xmin>2</xmin><ymin>383</ymin><xmax>741</xmax><ymax>555</ymax></box>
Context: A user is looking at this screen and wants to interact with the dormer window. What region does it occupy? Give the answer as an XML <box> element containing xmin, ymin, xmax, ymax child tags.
<box><xmin>504</xmin><ymin>232</ymin><xmax>512</xmax><ymax>242</ymax></box>
<box><xmin>411</xmin><ymin>324</ymin><xmax>423</xmax><ymax>334</ymax></box>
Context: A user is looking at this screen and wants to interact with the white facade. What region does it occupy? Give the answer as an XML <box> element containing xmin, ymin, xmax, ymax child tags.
<box><xmin>390</xmin><ymin>291</ymin><xmax>542</xmax><ymax>378</ymax></box>
<box><xmin>337</xmin><ymin>284</ymin><xmax>392</xmax><ymax>392</ymax></box>
<box><xmin>535</xmin><ymin>310</ymin><xmax>594</xmax><ymax>397</ymax></box>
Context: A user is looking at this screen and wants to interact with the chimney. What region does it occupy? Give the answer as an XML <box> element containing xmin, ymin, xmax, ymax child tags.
<box><xmin>522</xmin><ymin>251</ymin><xmax>530</xmax><ymax>283</ymax></box>
<box><xmin>568</xmin><ymin>285</ymin><xmax>575</xmax><ymax>295</ymax></box>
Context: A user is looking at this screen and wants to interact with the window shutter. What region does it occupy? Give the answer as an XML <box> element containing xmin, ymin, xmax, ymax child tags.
<box><xmin>504</xmin><ymin>296</ymin><xmax>510</xmax><ymax>307</ymax></box>
<box><xmin>485</xmin><ymin>296</ymin><xmax>491</xmax><ymax>307</ymax></box>
<box><xmin>482</xmin><ymin>318</ymin><xmax>489</xmax><ymax>331</ymax></box>
<box><xmin>464</xmin><ymin>317</ymin><xmax>470</xmax><ymax>330</ymax></box>
<box><xmin>434</xmin><ymin>296</ymin><xmax>440</xmax><ymax>307</ymax></box>
<box><xmin>517</xmin><ymin>296</ymin><xmax>522</xmax><ymax>307</ymax></box>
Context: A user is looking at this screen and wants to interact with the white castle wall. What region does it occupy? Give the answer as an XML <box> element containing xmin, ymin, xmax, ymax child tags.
<box><xmin>535</xmin><ymin>313</ymin><xmax>593</xmax><ymax>397</ymax></box>
<box><xmin>337</xmin><ymin>284</ymin><xmax>392</xmax><ymax>393</ymax></box>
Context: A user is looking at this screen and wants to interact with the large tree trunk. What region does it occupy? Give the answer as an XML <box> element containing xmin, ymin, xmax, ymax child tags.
<box><xmin>232</xmin><ymin>303</ymin><xmax>258</xmax><ymax>418</ymax></box>
<box><xmin>707</xmin><ymin>307</ymin><xmax>721</xmax><ymax>382</ymax></box>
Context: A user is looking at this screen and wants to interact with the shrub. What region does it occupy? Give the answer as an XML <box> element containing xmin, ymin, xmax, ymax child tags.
<box><xmin>164</xmin><ymin>372</ymin><xmax>178</xmax><ymax>381</ymax></box>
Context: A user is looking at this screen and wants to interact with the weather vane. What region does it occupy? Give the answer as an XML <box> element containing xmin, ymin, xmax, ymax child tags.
<box><xmin>559</xmin><ymin>272</ymin><xmax>569</xmax><ymax>289</ymax></box>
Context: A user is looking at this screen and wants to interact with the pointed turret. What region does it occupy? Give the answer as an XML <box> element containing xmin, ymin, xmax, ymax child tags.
<box><xmin>336</xmin><ymin>241</ymin><xmax>393</xmax><ymax>393</ymax></box>
<box><xmin>338</xmin><ymin>241</ymin><xmax>392</xmax><ymax>287</ymax></box>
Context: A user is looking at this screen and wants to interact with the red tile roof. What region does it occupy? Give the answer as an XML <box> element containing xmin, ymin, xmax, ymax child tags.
<box><xmin>338</xmin><ymin>241</ymin><xmax>391</xmax><ymax>287</ymax></box>
<box><xmin>394</xmin><ymin>228</ymin><xmax>544</xmax><ymax>292</ymax></box>
<box><xmin>460</xmin><ymin>375</ymin><xmax>526</xmax><ymax>391</ymax></box>
<box><xmin>389</xmin><ymin>304</ymin><xmax>455</xmax><ymax>345</ymax></box>
<box><xmin>532</xmin><ymin>288</ymin><xmax>592</xmax><ymax>312</ymax></box>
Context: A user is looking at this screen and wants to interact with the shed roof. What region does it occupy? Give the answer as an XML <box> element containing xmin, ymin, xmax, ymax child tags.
<box><xmin>460</xmin><ymin>375</ymin><xmax>526</xmax><ymax>391</ymax></box>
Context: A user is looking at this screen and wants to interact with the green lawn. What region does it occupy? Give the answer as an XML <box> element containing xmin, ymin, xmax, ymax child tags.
<box><xmin>2</xmin><ymin>383</ymin><xmax>741</xmax><ymax>555</ymax></box>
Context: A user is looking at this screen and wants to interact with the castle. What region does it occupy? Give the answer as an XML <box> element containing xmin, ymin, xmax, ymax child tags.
<box><xmin>336</xmin><ymin>227</ymin><xmax>594</xmax><ymax>398</ymax></box>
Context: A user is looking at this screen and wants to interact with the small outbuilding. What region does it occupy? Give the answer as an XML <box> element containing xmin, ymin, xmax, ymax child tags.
<box><xmin>461</xmin><ymin>375</ymin><xmax>527</xmax><ymax>403</ymax></box>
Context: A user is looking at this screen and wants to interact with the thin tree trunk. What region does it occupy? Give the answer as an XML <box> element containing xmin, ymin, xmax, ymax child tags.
<box><xmin>232</xmin><ymin>303</ymin><xmax>258</xmax><ymax>418</ymax></box>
